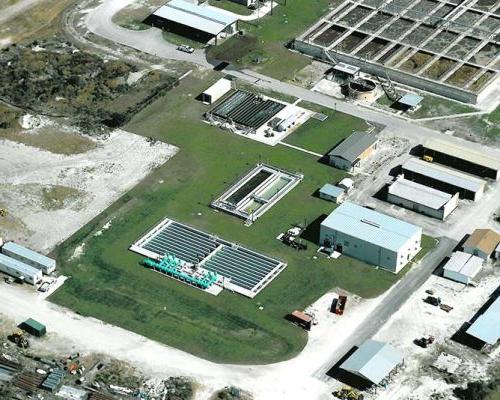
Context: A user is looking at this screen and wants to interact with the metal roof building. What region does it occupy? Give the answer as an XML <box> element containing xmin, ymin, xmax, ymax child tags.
<box><xmin>463</xmin><ymin>228</ymin><xmax>500</xmax><ymax>260</ymax></box>
<box><xmin>2</xmin><ymin>242</ymin><xmax>56</xmax><ymax>274</ymax></box>
<box><xmin>151</xmin><ymin>0</ymin><xmax>238</xmax><ymax>43</ymax></box>
<box><xmin>423</xmin><ymin>138</ymin><xmax>500</xmax><ymax>180</ymax></box>
<box><xmin>340</xmin><ymin>339</ymin><xmax>403</xmax><ymax>385</ymax></box>
<box><xmin>402</xmin><ymin>158</ymin><xmax>486</xmax><ymax>201</ymax></box>
<box><xmin>319</xmin><ymin>183</ymin><xmax>345</xmax><ymax>203</ymax></box>
<box><xmin>387</xmin><ymin>176</ymin><xmax>458</xmax><ymax>220</ymax></box>
<box><xmin>319</xmin><ymin>202</ymin><xmax>422</xmax><ymax>273</ymax></box>
<box><xmin>443</xmin><ymin>251</ymin><xmax>483</xmax><ymax>285</ymax></box>
<box><xmin>397</xmin><ymin>93</ymin><xmax>423</xmax><ymax>109</ymax></box>
<box><xmin>0</xmin><ymin>253</ymin><xmax>42</xmax><ymax>285</ymax></box>
<box><xmin>466</xmin><ymin>296</ymin><xmax>500</xmax><ymax>345</ymax></box>
<box><xmin>328</xmin><ymin>132</ymin><xmax>378</xmax><ymax>171</ymax></box>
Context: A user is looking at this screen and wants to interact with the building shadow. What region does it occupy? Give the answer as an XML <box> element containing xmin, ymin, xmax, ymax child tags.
<box><xmin>372</xmin><ymin>184</ymin><xmax>389</xmax><ymax>201</ymax></box>
<box><xmin>326</xmin><ymin>346</ymin><xmax>373</xmax><ymax>391</ymax></box>
<box><xmin>300</xmin><ymin>214</ymin><xmax>328</xmax><ymax>244</ymax></box>
<box><xmin>409</xmin><ymin>144</ymin><xmax>424</xmax><ymax>157</ymax></box>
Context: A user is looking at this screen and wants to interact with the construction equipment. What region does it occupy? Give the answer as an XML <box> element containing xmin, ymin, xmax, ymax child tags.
<box><xmin>423</xmin><ymin>155</ymin><xmax>434</xmax><ymax>162</ymax></box>
<box><xmin>440</xmin><ymin>304</ymin><xmax>454</xmax><ymax>312</ymax></box>
<box><xmin>424</xmin><ymin>296</ymin><xmax>441</xmax><ymax>306</ymax></box>
<box><xmin>333</xmin><ymin>386</ymin><xmax>364</xmax><ymax>400</ymax></box>
<box><xmin>8</xmin><ymin>330</ymin><xmax>30</xmax><ymax>348</ymax></box>
<box><xmin>414</xmin><ymin>335</ymin><xmax>435</xmax><ymax>348</ymax></box>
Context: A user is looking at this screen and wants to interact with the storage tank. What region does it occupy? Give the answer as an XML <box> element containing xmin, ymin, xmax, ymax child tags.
<box><xmin>348</xmin><ymin>78</ymin><xmax>377</xmax><ymax>102</ymax></box>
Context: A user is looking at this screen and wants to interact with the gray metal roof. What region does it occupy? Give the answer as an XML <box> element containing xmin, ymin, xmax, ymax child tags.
<box><xmin>398</xmin><ymin>93</ymin><xmax>423</xmax><ymax>107</ymax></box>
<box><xmin>466</xmin><ymin>296</ymin><xmax>500</xmax><ymax>345</ymax></box>
<box><xmin>153</xmin><ymin>0</ymin><xmax>237</xmax><ymax>36</ymax></box>
<box><xmin>319</xmin><ymin>183</ymin><xmax>344</xmax><ymax>198</ymax></box>
<box><xmin>333</xmin><ymin>62</ymin><xmax>360</xmax><ymax>75</ymax></box>
<box><xmin>321</xmin><ymin>202</ymin><xmax>421</xmax><ymax>252</ymax></box>
<box><xmin>443</xmin><ymin>251</ymin><xmax>483</xmax><ymax>278</ymax></box>
<box><xmin>388</xmin><ymin>176</ymin><xmax>453</xmax><ymax>210</ymax></box>
<box><xmin>340</xmin><ymin>339</ymin><xmax>403</xmax><ymax>384</ymax></box>
<box><xmin>402</xmin><ymin>158</ymin><xmax>486</xmax><ymax>193</ymax></box>
<box><xmin>328</xmin><ymin>132</ymin><xmax>377</xmax><ymax>163</ymax></box>
<box><xmin>0</xmin><ymin>253</ymin><xmax>41</xmax><ymax>279</ymax></box>
<box><xmin>424</xmin><ymin>138</ymin><xmax>500</xmax><ymax>172</ymax></box>
<box><xmin>2</xmin><ymin>242</ymin><xmax>55</xmax><ymax>269</ymax></box>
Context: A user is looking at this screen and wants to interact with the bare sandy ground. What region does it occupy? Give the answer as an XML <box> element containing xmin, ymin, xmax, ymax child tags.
<box><xmin>0</xmin><ymin>130</ymin><xmax>178</xmax><ymax>252</ymax></box>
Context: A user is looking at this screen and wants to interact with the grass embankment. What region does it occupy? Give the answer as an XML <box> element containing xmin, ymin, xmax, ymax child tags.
<box><xmin>50</xmin><ymin>73</ymin><xmax>436</xmax><ymax>363</ymax></box>
<box><xmin>208</xmin><ymin>0</ymin><xmax>332</xmax><ymax>80</ymax></box>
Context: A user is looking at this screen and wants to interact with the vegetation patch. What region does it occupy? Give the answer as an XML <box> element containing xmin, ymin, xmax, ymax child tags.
<box><xmin>0</xmin><ymin>39</ymin><xmax>179</xmax><ymax>133</ymax></box>
<box><xmin>41</xmin><ymin>185</ymin><xmax>85</xmax><ymax>211</ymax></box>
<box><xmin>208</xmin><ymin>0</ymin><xmax>253</xmax><ymax>16</ymax></box>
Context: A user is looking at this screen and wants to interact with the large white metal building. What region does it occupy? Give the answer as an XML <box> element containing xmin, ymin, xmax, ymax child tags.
<box><xmin>387</xmin><ymin>175</ymin><xmax>459</xmax><ymax>220</ymax></box>
<box><xmin>0</xmin><ymin>253</ymin><xmax>42</xmax><ymax>285</ymax></box>
<box><xmin>1</xmin><ymin>241</ymin><xmax>56</xmax><ymax>274</ymax></box>
<box><xmin>149</xmin><ymin>0</ymin><xmax>238</xmax><ymax>44</ymax></box>
<box><xmin>443</xmin><ymin>251</ymin><xmax>483</xmax><ymax>285</ymax></box>
<box><xmin>319</xmin><ymin>202</ymin><xmax>422</xmax><ymax>273</ymax></box>
<box><xmin>200</xmin><ymin>78</ymin><xmax>232</xmax><ymax>105</ymax></box>
<box><xmin>467</xmin><ymin>296</ymin><xmax>500</xmax><ymax>346</ymax></box>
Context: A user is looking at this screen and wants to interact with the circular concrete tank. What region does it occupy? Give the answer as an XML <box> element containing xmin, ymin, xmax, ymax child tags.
<box><xmin>348</xmin><ymin>78</ymin><xmax>377</xmax><ymax>102</ymax></box>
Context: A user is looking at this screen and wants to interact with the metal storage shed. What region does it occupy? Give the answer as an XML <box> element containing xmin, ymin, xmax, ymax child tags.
<box><xmin>328</xmin><ymin>132</ymin><xmax>378</xmax><ymax>171</ymax></box>
<box><xmin>466</xmin><ymin>296</ymin><xmax>500</xmax><ymax>345</ymax></box>
<box><xmin>1</xmin><ymin>241</ymin><xmax>56</xmax><ymax>274</ymax></box>
<box><xmin>151</xmin><ymin>0</ymin><xmax>238</xmax><ymax>43</ymax></box>
<box><xmin>443</xmin><ymin>251</ymin><xmax>483</xmax><ymax>285</ymax></box>
<box><xmin>401</xmin><ymin>158</ymin><xmax>486</xmax><ymax>201</ymax></box>
<box><xmin>423</xmin><ymin>138</ymin><xmax>500</xmax><ymax>180</ymax></box>
<box><xmin>340</xmin><ymin>339</ymin><xmax>403</xmax><ymax>385</ymax></box>
<box><xmin>319</xmin><ymin>183</ymin><xmax>345</xmax><ymax>203</ymax></box>
<box><xmin>387</xmin><ymin>176</ymin><xmax>458</xmax><ymax>220</ymax></box>
<box><xmin>463</xmin><ymin>229</ymin><xmax>500</xmax><ymax>260</ymax></box>
<box><xmin>19</xmin><ymin>318</ymin><xmax>46</xmax><ymax>337</ymax></box>
<box><xmin>397</xmin><ymin>93</ymin><xmax>423</xmax><ymax>110</ymax></box>
<box><xmin>201</xmin><ymin>78</ymin><xmax>232</xmax><ymax>104</ymax></box>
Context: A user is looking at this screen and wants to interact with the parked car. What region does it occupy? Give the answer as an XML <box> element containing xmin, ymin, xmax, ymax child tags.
<box><xmin>177</xmin><ymin>44</ymin><xmax>194</xmax><ymax>54</ymax></box>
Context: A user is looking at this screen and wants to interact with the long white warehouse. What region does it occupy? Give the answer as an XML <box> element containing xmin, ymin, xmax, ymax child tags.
<box><xmin>0</xmin><ymin>253</ymin><xmax>42</xmax><ymax>285</ymax></box>
<box><xmin>1</xmin><ymin>241</ymin><xmax>56</xmax><ymax>274</ymax></box>
<box><xmin>387</xmin><ymin>175</ymin><xmax>459</xmax><ymax>220</ymax></box>
<box><xmin>319</xmin><ymin>202</ymin><xmax>422</xmax><ymax>273</ymax></box>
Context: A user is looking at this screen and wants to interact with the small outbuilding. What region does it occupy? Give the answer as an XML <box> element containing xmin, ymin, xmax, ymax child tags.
<box><xmin>288</xmin><ymin>310</ymin><xmax>313</xmax><ymax>331</ymax></box>
<box><xmin>442</xmin><ymin>251</ymin><xmax>483</xmax><ymax>285</ymax></box>
<box><xmin>338</xmin><ymin>177</ymin><xmax>354</xmax><ymax>192</ymax></box>
<box><xmin>327</xmin><ymin>132</ymin><xmax>378</xmax><ymax>171</ymax></box>
<box><xmin>200</xmin><ymin>78</ymin><xmax>232</xmax><ymax>104</ymax></box>
<box><xmin>340</xmin><ymin>339</ymin><xmax>403</xmax><ymax>385</ymax></box>
<box><xmin>19</xmin><ymin>318</ymin><xmax>46</xmax><ymax>337</ymax></box>
<box><xmin>1</xmin><ymin>241</ymin><xmax>56</xmax><ymax>274</ymax></box>
<box><xmin>463</xmin><ymin>229</ymin><xmax>500</xmax><ymax>260</ymax></box>
<box><xmin>396</xmin><ymin>93</ymin><xmax>423</xmax><ymax>111</ymax></box>
<box><xmin>319</xmin><ymin>184</ymin><xmax>345</xmax><ymax>203</ymax></box>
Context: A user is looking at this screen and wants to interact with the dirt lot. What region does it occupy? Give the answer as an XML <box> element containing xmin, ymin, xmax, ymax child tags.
<box><xmin>0</xmin><ymin>124</ymin><xmax>177</xmax><ymax>252</ymax></box>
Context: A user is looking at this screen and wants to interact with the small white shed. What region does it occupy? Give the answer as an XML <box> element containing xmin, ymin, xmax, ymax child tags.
<box><xmin>443</xmin><ymin>251</ymin><xmax>483</xmax><ymax>285</ymax></box>
<box><xmin>201</xmin><ymin>78</ymin><xmax>232</xmax><ymax>104</ymax></box>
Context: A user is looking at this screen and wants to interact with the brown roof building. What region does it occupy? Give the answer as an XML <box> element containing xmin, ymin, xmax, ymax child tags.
<box><xmin>463</xmin><ymin>229</ymin><xmax>500</xmax><ymax>260</ymax></box>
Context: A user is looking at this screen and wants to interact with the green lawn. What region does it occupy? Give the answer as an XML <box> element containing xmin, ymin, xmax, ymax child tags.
<box><xmin>284</xmin><ymin>105</ymin><xmax>371</xmax><ymax>154</ymax></box>
<box><xmin>208</xmin><ymin>0</ymin><xmax>332</xmax><ymax>80</ymax></box>
<box><xmin>208</xmin><ymin>0</ymin><xmax>253</xmax><ymax>15</ymax></box>
<box><xmin>50</xmin><ymin>73</ymin><xmax>435</xmax><ymax>364</ymax></box>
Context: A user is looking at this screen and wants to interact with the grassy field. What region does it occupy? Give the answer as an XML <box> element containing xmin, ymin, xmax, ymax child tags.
<box><xmin>284</xmin><ymin>105</ymin><xmax>370</xmax><ymax>154</ymax></box>
<box><xmin>375</xmin><ymin>92</ymin><xmax>477</xmax><ymax>119</ymax></box>
<box><xmin>50</xmin><ymin>72</ymin><xmax>436</xmax><ymax>363</ymax></box>
<box><xmin>207</xmin><ymin>0</ymin><xmax>331</xmax><ymax>80</ymax></box>
<box><xmin>208</xmin><ymin>0</ymin><xmax>253</xmax><ymax>16</ymax></box>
